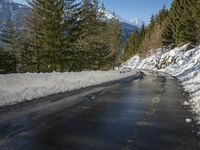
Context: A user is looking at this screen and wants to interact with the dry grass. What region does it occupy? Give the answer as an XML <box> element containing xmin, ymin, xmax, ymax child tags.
<box><xmin>138</xmin><ymin>22</ymin><xmax>165</xmax><ymax>58</ymax></box>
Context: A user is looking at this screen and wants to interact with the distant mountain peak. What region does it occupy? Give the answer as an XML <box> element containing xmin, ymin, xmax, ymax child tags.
<box><xmin>102</xmin><ymin>10</ymin><xmax>140</xmax><ymax>44</ymax></box>
<box><xmin>103</xmin><ymin>10</ymin><xmax>138</xmax><ymax>26</ymax></box>
<box><xmin>130</xmin><ymin>18</ymin><xmax>145</xmax><ymax>28</ymax></box>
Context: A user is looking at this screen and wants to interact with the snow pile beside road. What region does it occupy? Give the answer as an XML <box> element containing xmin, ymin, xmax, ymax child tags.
<box><xmin>123</xmin><ymin>44</ymin><xmax>200</xmax><ymax>124</ymax></box>
<box><xmin>0</xmin><ymin>70</ymin><xmax>137</xmax><ymax>107</ymax></box>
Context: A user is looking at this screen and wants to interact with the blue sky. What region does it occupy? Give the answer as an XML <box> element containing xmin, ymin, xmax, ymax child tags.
<box><xmin>14</xmin><ymin>0</ymin><xmax>172</xmax><ymax>23</ymax></box>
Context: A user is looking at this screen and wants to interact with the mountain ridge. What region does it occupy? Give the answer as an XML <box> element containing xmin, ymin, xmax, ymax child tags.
<box><xmin>103</xmin><ymin>10</ymin><xmax>140</xmax><ymax>42</ymax></box>
<box><xmin>0</xmin><ymin>1</ymin><xmax>139</xmax><ymax>43</ymax></box>
<box><xmin>130</xmin><ymin>17</ymin><xmax>145</xmax><ymax>28</ymax></box>
<box><xmin>0</xmin><ymin>0</ymin><xmax>29</xmax><ymax>29</ymax></box>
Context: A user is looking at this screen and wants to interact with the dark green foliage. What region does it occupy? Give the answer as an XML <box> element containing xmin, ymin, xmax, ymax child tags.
<box><xmin>123</xmin><ymin>0</ymin><xmax>200</xmax><ymax>62</ymax></box>
<box><xmin>122</xmin><ymin>31</ymin><xmax>140</xmax><ymax>61</ymax></box>
<box><xmin>25</xmin><ymin>0</ymin><xmax>65</xmax><ymax>72</ymax></box>
<box><xmin>0</xmin><ymin>49</ymin><xmax>16</xmax><ymax>73</ymax></box>
<box><xmin>150</xmin><ymin>14</ymin><xmax>155</xmax><ymax>26</ymax></box>
<box><xmin>105</xmin><ymin>12</ymin><xmax>122</xmax><ymax>69</ymax></box>
<box><xmin>19</xmin><ymin>30</ymin><xmax>37</xmax><ymax>72</ymax></box>
<box><xmin>162</xmin><ymin>0</ymin><xmax>198</xmax><ymax>46</ymax></box>
<box><xmin>25</xmin><ymin>1</ymin><xmax>42</xmax><ymax>72</ymax></box>
<box><xmin>192</xmin><ymin>0</ymin><xmax>200</xmax><ymax>41</ymax></box>
<box><xmin>0</xmin><ymin>0</ymin><xmax>122</xmax><ymax>73</ymax></box>
<box><xmin>78</xmin><ymin>0</ymin><xmax>113</xmax><ymax>70</ymax></box>
<box><xmin>162</xmin><ymin>21</ymin><xmax>175</xmax><ymax>46</ymax></box>
<box><xmin>60</xmin><ymin>0</ymin><xmax>81</xmax><ymax>72</ymax></box>
<box><xmin>0</xmin><ymin>19</ymin><xmax>20</xmax><ymax>72</ymax></box>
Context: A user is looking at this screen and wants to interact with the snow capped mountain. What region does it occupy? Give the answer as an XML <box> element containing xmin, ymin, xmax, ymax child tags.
<box><xmin>104</xmin><ymin>10</ymin><xmax>138</xmax><ymax>26</ymax></box>
<box><xmin>0</xmin><ymin>0</ymin><xmax>29</xmax><ymax>29</ymax></box>
<box><xmin>103</xmin><ymin>10</ymin><xmax>116</xmax><ymax>20</ymax></box>
<box><xmin>103</xmin><ymin>10</ymin><xmax>140</xmax><ymax>42</ymax></box>
<box><xmin>104</xmin><ymin>11</ymin><xmax>145</xmax><ymax>29</ymax></box>
<box><xmin>0</xmin><ymin>1</ymin><xmax>139</xmax><ymax>44</ymax></box>
<box><xmin>130</xmin><ymin>18</ymin><xmax>145</xmax><ymax>28</ymax></box>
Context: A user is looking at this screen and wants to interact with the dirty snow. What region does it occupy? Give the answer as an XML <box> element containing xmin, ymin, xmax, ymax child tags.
<box><xmin>123</xmin><ymin>44</ymin><xmax>200</xmax><ymax>124</ymax></box>
<box><xmin>0</xmin><ymin>70</ymin><xmax>137</xmax><ymax>107</ymax></box>
<box><xmin>197</xmin><ymin>131</ymin><xmax>200</xmax><ymax>137</ymax></box>
<box><xmin>183</xmin><ymin>101</ymin><xmax>190</xmax><ymax>106</ymax></box>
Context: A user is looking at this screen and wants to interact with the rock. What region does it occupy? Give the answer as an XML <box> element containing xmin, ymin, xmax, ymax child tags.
<box><xmin>197</xmin><ymin>131</ymin><xmax>200</xmax><ymax>138</ymax></box>
<box><xmin>183</xmin><ymin>101</ymin><xmax>190</xmax><ymax>106</ymax></box>
<box><xmin>185</xmin><ymin>118</ymin><xmax>192</xmax><ymax>123</ymax></box>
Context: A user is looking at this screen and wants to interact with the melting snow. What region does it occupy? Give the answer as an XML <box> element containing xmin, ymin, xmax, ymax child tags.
<box><xmin>0</xmin><ymin>70</ymin><xmax>137</xmax><ymax>107</ymax></box>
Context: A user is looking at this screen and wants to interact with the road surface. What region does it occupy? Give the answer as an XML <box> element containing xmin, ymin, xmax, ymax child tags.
<box><xmin>0</xmin><ymin>71</ymin><xmax>199</xmax><ymax>150</ymax></box>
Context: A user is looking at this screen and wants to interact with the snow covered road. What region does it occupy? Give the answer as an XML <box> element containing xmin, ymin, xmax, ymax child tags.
<box><xmin>0</xmin><ymin>71</ymin><xmax>199</xmax><ymax>150</ymax></box>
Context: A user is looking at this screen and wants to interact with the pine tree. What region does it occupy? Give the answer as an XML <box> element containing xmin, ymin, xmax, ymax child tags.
<box><xmin>162</xmin><ymin>21</ymin><xmax>175</xmax><ymax>46</ymax></box>
<box><xmin>161</xmin><ymin>0</ymin><xmax>197</xmax><ymax>45</ymax></box>
<box><xmin>27</xmin><ymin>0</ymin><xmax>65</xmax><ymax>72</ymax></box>
<box><xmin>0</xmin><ymin>19</ymin><xmax>20</xmax><ymax>72</ymax></box>
<box><xmin>122</xmin><ymin>31</ymin><xmax>140</xmax><ymax>61</ymax></box>
<box><xmin>106</xmin><ymin>13</ymin><xmax>122</xmax><ymax>69</ymax></box>
<box><xmin>78</xmin><ymin>0</ymin><xmax>111</xmax><ymax>70</ymax></box>
<box><xmin>150</xmin><ymin>14</ymin><xmax>155</xmax><ymax>25</ymax></box>
<box><xmin>92</xmin><ymin>0</ymin><xmax>111</xmax><ymax>70</ymax></box>
<box><xmin>78</xmin><ymin>0</ymin><xmax>94</xmax><ymax>69</ymax></box>
<box><xmin>0</xmin><ymin>48</ymin><xmax>16</xmax><ymax>73</ymax></box>
<box><xmin>169</xmin><ymin>0</ymin><xmax>197</xmax><ymax>44</ymax></box>
<box><xmin>192</xmin><ymin>0</ymin><xmax>200</xmax><ymax>41</ymax></box>
<box><xmin>165</xmin><ymin>0</ymin><xmax>182</xmax><ymax>44</ymax></box>
<box><xmin>61</xmin><ymin>0</ymin><xmax>81</xmax><ymax>72</ymax></box>
<box><xmin>157</xmin><ymin>5</ymin><xmax>168</xmax><ymax>24</ymax></box>
<box><xmin>19</xmin><ymin>30</ymin><xmax>36</xmax><ymax>72</ymax></box>
<box><xmin>26</xmin><ymin>0</ymin><xmax>43</xmax><ymax>72</ymax></box>
<box><xmin>178</xmin><ymin>0</ymin><xmax>197</xmax><ymax>43</ymax></box>
<box><xmin>140</xmin><ymin>23</ymin><xmax>146</xmax><ymax>39</ymax></box>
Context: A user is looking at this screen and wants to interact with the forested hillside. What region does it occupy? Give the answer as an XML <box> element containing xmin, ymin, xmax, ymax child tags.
<box><xmin>123</xmin><ymin>0</ymin><xmax>200</xmax><ymax>61</ymax></box>
<box><xmin>0</xmin><ymin>0</ymin><xmax>122</xmax><ymax>73</ymax></box>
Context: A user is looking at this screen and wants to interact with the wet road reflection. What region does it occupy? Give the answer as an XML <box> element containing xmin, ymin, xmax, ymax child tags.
<box><xmin>0</xmin><ymin>72</ymin><xmax>199</xmax><ymax>150</ymax></box>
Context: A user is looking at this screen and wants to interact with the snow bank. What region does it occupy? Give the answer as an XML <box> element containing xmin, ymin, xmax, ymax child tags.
<box><xmin>0</xmin><ymin>70</ymin><xmax>137</xmax><ymax>107</ymax></box>
<box><xmin>123</xmin><ymin>44</ymin><xmax>200</xmax><ymax>124</ymax></box>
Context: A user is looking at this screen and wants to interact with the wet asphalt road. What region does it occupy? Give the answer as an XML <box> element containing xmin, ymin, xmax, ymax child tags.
<box><xmin>0</xmin><ymin>71</ymin><xmax>200</xmax><ymax>150</ymax></box>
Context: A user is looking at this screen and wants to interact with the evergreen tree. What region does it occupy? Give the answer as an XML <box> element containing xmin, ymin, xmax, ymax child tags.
<box><xmin>192</xmin><ymin>0</ymin><xmax>200</xmax><ymax>41</ymax></box>
<box><xmin>150</xmin><ymin>14</ymin><xmax>155</xmax><ymax>25</ymax></box>
<box><xmin>0</xmin><ymin>19</ymin><xmax>20</xmax><ymax>72</ymax></box>
<box><xmin>28</xmin><ymin>0</ymin><xmax>65</xmax><ymax>72</ymax></box>
<box><xmin>0</xmin><ymin>48</ymin><xmax>16</xmax><ymax>73</ymax></box>
<box><xmin>140</xmin><ymin>23</ymin><xmax>146</xmax><ymax>39</ymax></box>
<box><xmin>19</xmin><ymin>30</ymin><xmax>35</xmax><ymax>72</ymax></box>
<box><xmin>106</xmin><ymin>13</ymin><xmax>122</xmax><ymax>69</ymax></box>
<box><xmin>79</xmin><ymin>0</ymin><xmax>111</xmax><ymax>70</ymax></box>
<box><xmin>92</xmin><ymin>0</ymin><xmax>112</xmax><ymax>70</ymax></box>
<box><xmin>162</xmin><ymin>0</ymin><xmax>197</xmax><ymax>46</ymax></box>
<box><xmin>26</xmin><ymin>0</ymin><xmax>43</xmax><ymax>72</ymax></box>
<box><xmin>178</xmin><ymin>0</ymin><xmax>197</xmax><ymax>43</ymax></box>
<box><xmin>157</xmin><ymin>5</ymin><xmax>168</xmax><ymax>24</ymax></box>
<box><xmin>162</xmin><ymin>21</ymin><xmax>175</xmax><ymax>46</ymax></box>
<box><xmin>193</xmin><ymin>0</ymin><xmax>200</xmax><ymax>26</ymax></box>
<box><xmin>78</xmin><ymin>0</ymin><xmax>95</xmax><ymax>69</ymax></box>
<box><xmin>61</xmin><ymin>0</ymin><xmax>81</xmax><ymax>71</ymax></box>
<box><xmin>169</xmin><ymin>0</ymin><xmax>196</xmax><ymax>44</ymax></box>
<box><xmin>122</xmin><ymin>31</ymin><xmax>140</xmax><ymax>61</ymax></box>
